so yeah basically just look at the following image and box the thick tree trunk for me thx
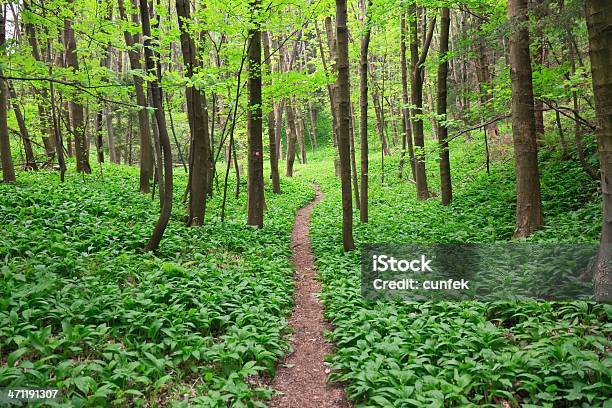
[176,0,211,226]
[118,0,153,193]
[359,0,372,223]
[398,13,416,181]
[508,0,543,238]
[140,0,173,251]
[262,31,281,194]
[63,1,91,174]
[335,0,355,251]
[586,0,612,301]
[438,7,452,205]
[246,0,264,227]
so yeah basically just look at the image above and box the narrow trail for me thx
[269,185,350,408]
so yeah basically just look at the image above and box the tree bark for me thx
[508,0,543,238]
[0,5,14,182]
[349,102,360,210]
[285,100,297,176]
[409,5,435,200]
[0,79,14,182]
[118,0,153,193]
[176,0,211,226]
[359,0,372,223]
[246,0,264,228]
[335,0,355,251]
[140,0,173,251]
[23,14,55,162]
[8,84,37,170]
[262,31,281,194]
[586,0,612,301]
[438,7,452,205]
[398,13,415,180]
[63,0,91,174]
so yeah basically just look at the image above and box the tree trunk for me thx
[285,100,297,176]
[140,0,173,252]
[274,101,283,159]
[63,1,91,174]
[118,0,153,193]
[349,102,360,210]
[586,0,612,301]
[295,106,307,164]
[246,0,264,228]
[23,17,55,162]
[105,107,118,163]
[508,0,543,238]
[176,0,211,226]
[8,84,37,170]
[409,5,435,200]
[335,0,355,251]
[308,101,317,149]
[262,31,281,194]
[438,7,452,206]
[0,5,14,182]
[359,0,372,223]
[398,13,416,181]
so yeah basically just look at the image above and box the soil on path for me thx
[268,185,350,408]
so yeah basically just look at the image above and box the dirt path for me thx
[269,185,350,408]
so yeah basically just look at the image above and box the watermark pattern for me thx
[362,244,603,301]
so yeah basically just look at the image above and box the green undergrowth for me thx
[302,141,611,407]
[0,163,314,407]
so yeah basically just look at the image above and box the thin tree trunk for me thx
[118,0,153,193]
[285,100,297,176]
[554,109,567,155]
[23,17,55,162]
[308,101,317,149]
[410,5,435,200]
[398,14,415,180]
[263,31,281,194]
[350,102,360,210]
[8,84,37,170]
[438,7,452,205]
[359,0,372,222]
[63,0,91,174]
[508,0,543,238]
[140,0,173,252]
[0,5,14,182]
[335,0,355,251]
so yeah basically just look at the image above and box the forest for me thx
[0,0,611,406]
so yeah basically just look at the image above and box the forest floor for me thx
[269,184,349,408]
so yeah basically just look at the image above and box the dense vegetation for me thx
[0,0,611,406]
[1,168,314,406]
[307,145,611,406]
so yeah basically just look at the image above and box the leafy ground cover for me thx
[303,141,611,407]
[0,164,314,407]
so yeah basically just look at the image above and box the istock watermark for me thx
[361,244,606,301]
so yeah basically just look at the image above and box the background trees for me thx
[0,0,606,252]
